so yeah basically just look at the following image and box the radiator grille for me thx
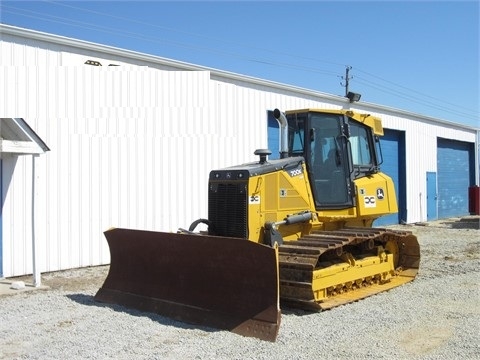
[208,182,248,238]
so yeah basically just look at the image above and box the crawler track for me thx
[278,227,420,311]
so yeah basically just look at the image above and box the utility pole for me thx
[340,65,352,96]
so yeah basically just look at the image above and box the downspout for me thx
[0,158,2,279]
[31,154,40,287]
[273,108,289,159]
[476,129,479,186]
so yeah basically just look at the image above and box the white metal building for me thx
[1,24,478,280]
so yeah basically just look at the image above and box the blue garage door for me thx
[374,129,406,226]
[437,138,474,218]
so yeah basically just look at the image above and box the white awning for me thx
[0,118,49,286]
[0,118,50,154]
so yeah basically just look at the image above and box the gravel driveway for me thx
[1,217,479,360]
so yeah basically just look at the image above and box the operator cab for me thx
[286,109,382,210]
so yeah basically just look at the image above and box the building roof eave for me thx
[0,118,50,155]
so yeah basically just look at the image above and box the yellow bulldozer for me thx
[95,108,420,342]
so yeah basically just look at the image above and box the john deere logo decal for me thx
[376,188,385,200]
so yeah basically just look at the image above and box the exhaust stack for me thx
[273,108,288,159]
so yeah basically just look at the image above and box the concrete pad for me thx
[0,279,49,296]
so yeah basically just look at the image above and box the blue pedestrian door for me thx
[427,172,438,221]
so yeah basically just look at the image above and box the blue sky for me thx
[1,1,479,127]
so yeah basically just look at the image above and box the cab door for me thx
[307,113,353,209]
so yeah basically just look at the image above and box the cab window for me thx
[349,123,372,166]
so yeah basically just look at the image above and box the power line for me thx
[1,5,343,78]
[354,76,478,120]
[337,66,478,121]
[2,1,479,123]
[354,68,478,115]
[44,0,347,68]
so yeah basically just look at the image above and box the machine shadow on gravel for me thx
[66,294,218,333]
[442,217,480,230]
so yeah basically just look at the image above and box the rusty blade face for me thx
[397,233,421,274]
[94,228,281,342]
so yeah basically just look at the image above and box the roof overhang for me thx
[0,118,50,155]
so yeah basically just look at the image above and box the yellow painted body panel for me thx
[354,173,398,218]
[248,162,315,243]
[247,165,399,243]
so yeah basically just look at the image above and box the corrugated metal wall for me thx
[0,63,341,277]
[1,30,478,277]
[2,67,223,276]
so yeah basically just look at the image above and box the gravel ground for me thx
[1,217,479,360]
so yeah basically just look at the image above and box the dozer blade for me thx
[95,228,281,342]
